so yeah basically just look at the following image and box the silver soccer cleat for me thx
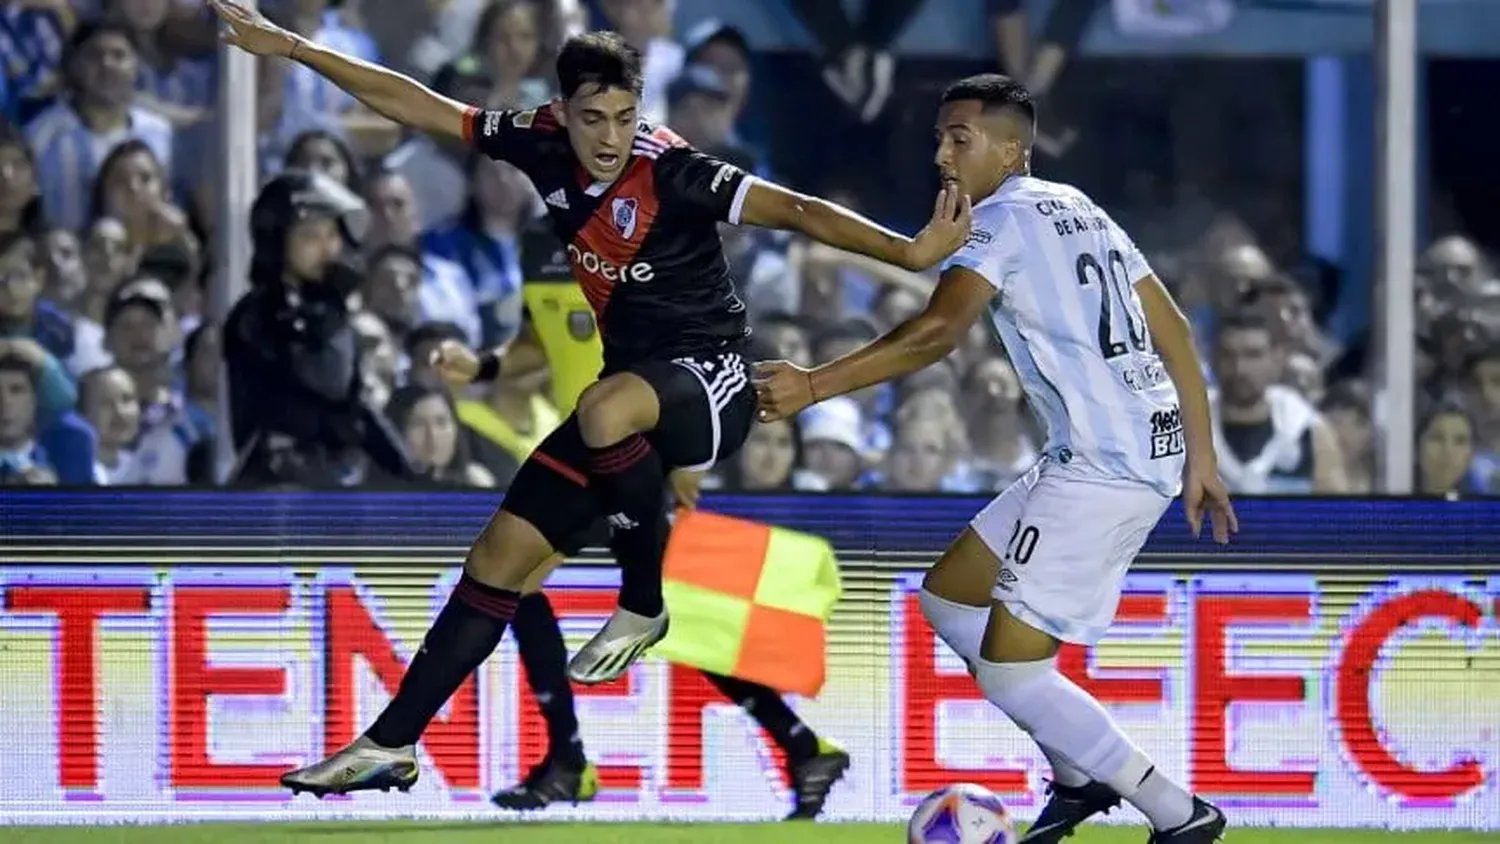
[280,735,419,798]
[566,607,670,685]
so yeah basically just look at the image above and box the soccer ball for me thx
[908,783,1017,844]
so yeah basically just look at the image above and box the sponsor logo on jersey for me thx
[611,197,639,239]
[964,228,994,248]
[545,188,569,209]
[512,108,536,128]
[710,163,739,194]
[566,243,655,283]
[1150,405,1185,459]
[482,111,501,137]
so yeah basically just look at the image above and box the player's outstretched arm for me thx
[754,266,993,421]
[1136,274,1238,543]
[738,179,972,272]
[210,0,469,141]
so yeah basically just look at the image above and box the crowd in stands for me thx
[1,0,1496,494]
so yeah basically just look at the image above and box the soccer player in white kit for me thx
[755,75,1237,844]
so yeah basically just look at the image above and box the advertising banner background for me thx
[1,493,1497,828]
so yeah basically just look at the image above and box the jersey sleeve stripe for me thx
[726,175,758,225]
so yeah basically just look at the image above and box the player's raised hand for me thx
[753,359,816,423]
[208,0,298,57]
[1182,463,1238,545]
[429,339,482,386]
[905,183,973,270]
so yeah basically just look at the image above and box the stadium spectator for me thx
[90,138,193,255]
[1416,400,1480,496]
[813,317,892,456]
[1210,313,1346,494]
[285,127,363,192]
[962,356,1039,491]
[103,276,191,483]
[1320,379,1376,495]
[0,231,75,364]
[0,350,56,484]
[1463,342,1500,493]
[597,0,680,126]
[26,20,173,230]
[884,391,978,493]
[0,0,74,125]
[665,64,734,152]
[103,0,215,124]
[710,415,805,491]
[798,396,868,491]
[754,312,813,370]
[421,153,531,347]
[78,363,142,483]
[351,309,399,409]
[473,0,552,110]
[360,244,423,343]
[180,319,218,441]
[362,169,481,345]
[385,383,496,487]
[383,61,490,231]
[65,216,134,373]
[680,20,756,155]
[0,121,44,238]
[39,226,87,310]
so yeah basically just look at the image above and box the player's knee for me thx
[577,377,649,447]
[463,511,555,590]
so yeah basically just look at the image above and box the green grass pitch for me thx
[5,823,1496,844]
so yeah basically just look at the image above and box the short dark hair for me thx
[0,354,37,387]
[555,31,644,100]
[941,73,1035,126]
[0,231,40,267]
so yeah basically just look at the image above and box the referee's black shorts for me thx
[501,350,756,553]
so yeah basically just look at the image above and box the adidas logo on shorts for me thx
[606,513,639,531]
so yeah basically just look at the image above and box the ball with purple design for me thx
[907,783,1017,844]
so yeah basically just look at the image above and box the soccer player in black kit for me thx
[210,0,971,796]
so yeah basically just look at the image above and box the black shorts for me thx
[501,350,755,553]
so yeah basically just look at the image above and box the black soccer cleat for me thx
[785,739,851,820]
[1147,796,1227,844]
[1019,780,1122,843]
[490,757,600,811]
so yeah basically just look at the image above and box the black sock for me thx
[366,573,518,749]
[702,671,821,764]
[589,435,668,617]
[512,592,586,769]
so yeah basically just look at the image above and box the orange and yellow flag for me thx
[655,511,842,698]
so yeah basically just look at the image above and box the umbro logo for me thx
[545,189,569,210]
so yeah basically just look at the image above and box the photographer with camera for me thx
[223,169,417,487]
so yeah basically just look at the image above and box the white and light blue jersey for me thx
[942,176,1184,496]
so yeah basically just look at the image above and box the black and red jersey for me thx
[462,103,752,373]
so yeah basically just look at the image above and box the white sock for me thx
[918,590,1092,789]
[1041,746,1090,787]
[972,656,1193,830]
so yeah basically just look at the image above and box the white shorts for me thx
[970,459,1172,645]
